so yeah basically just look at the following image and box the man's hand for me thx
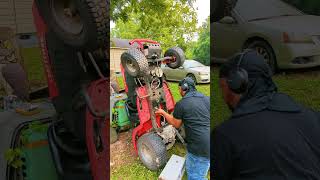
[155,108,166,115]
[154,107,182,128]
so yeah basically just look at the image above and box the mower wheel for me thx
[121,48,149,77]
[35,0,108,50]
[137,133,167,171]
[164,47,185,69]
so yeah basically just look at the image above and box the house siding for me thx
[110,47,128,73]
[0,0,35,34]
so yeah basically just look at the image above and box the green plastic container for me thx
[113,100,130,131]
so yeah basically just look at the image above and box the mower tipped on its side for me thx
[120,39,186,170]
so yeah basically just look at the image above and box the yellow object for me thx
[15,108,41,116]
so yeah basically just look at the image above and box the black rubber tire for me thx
[121,48,149,77]
[187,74,197,85]
[211,0,238,22]
[164,47,185,69]
[137,133,167,171]
[123,70,138,110]
[246,40,277,74]
[35,0,108,50]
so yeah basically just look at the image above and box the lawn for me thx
[21,47,47,89]
[212,67,320,129]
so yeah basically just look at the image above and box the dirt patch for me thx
[110,130,137,169]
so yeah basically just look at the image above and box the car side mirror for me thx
[219,16,236,24]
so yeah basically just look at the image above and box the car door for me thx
[212,12,246,62]
[169,65,186,81]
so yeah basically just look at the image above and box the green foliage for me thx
[111,0,197,51]
[111,0,195,22]
[5,148,23,169]
[190,17,210,65]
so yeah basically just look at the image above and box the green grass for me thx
[111,82,210,180]
[21,48,47,89]
[212,69,320,129]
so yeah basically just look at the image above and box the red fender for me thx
[32,3,59,98]
[85,78,109,180]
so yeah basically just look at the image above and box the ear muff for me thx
[227,68,248,94]
[227,50,251,94]
[181,82,189,91]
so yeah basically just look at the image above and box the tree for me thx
[111,0,195,22]
[189,17,210,66]
[111,0,197,51]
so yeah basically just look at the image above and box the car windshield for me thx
[184,60,205,68]
[235,0,303,22]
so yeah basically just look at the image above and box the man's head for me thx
[178,77,196,97]
[219,50,275,111]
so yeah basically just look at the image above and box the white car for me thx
[162,60,210,84]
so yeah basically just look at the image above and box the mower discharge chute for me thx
[29,0,109,180]
[120,39,185,170]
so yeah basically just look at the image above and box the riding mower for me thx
[120,39,186,170]
[4,0,109,180]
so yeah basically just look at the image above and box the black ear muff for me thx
[227,68,248,94]
[227,50,251,94]
[181,83,189,91]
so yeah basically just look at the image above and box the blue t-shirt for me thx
[173,91,210,158]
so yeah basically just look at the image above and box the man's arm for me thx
[155,108,182,128]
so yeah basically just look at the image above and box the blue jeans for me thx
[186,152,210,180]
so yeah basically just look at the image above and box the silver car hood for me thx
[189,66,210,73]
[250,15,320,35]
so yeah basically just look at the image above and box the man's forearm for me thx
[160,111,181,128]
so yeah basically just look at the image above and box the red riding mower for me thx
[120,39,186,170]
[5,1,108,180]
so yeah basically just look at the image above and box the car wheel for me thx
[35,0,108,50]
[187,74,197,84]
[121,48,149,77]
[246,40,277,74]
[164,47,185,69]
[137,133,167,171]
